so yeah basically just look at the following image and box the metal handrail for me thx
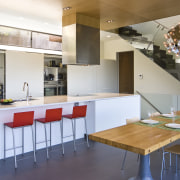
[136,90,162,114]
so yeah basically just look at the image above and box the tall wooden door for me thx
[118,51,134,94]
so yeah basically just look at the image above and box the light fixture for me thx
[63,6,72,11]
[18,17,25,20]
[106,35,111,38]
[163,23,180,56]
[106,20,113,23]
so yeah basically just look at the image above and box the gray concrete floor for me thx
[0,139,180,180]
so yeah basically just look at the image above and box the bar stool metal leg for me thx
[31,125,36,163]
[121,150,127,170]
[176,154,178,174]
[50,122,52,148]
[60,120,64,155]
[12,129,17,168]
[84,117,89,147]
[22,127,24,155]
[163,153,166,169]
[161,148,168,179]
[71,119,76,151]
[74,119,77,151]
[35,120,37,152]
[161,151,164,180]
[4,125,6,160]
[74,119,76,138]
[44,124,49,159]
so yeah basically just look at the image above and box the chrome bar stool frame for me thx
[63,105,89,152]
[63,116,89,151]
[4,124,36,168]
[35,108,64,159]
[35,120,64,159]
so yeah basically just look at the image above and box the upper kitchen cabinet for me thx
[0,26,31,47]
[0,25,62,55]
[32,32,62,51]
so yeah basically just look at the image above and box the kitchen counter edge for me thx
[0,93,139,110]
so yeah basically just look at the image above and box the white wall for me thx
[103,37,180,94]
[67,59,118,95]
[67,65,97,95]
[6,51,44,99]
[67,41,119,95]
[96,59,118,93]
[95,95,140,132]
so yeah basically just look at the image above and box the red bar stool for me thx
[62,105,89,151]
[4,111,36,168]
[35,108,64,159]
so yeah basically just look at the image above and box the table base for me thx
[128,154,153,180]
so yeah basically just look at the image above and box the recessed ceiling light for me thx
[106,20,113,23]
[19,17,25,20]
[106,35,111,38]
[63,6,72,11]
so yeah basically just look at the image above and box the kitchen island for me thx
[0,93,140,159]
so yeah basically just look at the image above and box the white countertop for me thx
[0,93,137,110]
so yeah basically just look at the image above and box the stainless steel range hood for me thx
[62,13,100,65]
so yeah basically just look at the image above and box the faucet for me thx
[23,82,29,101]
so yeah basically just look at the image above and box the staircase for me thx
[153,45,175,69]
[118,26,142,37]
[118,26,149,43]
[118,26,178,80]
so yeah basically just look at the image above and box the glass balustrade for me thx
[136,91,180,119]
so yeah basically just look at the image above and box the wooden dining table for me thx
[89,114,180,180]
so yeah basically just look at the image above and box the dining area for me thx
[89,110,180,180]
[1,111,180,180]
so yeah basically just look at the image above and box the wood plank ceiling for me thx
[61,0,180,30]
[0,0,179,31]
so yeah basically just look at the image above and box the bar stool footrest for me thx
[5,146,23,151]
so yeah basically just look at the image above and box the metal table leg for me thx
[129,154,153,180]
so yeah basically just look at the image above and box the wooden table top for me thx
[89,115,180,155]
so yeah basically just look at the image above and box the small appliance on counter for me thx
[48,74,54,81]
[50,60,56,67]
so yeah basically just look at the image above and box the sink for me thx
[15,98,38,102]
